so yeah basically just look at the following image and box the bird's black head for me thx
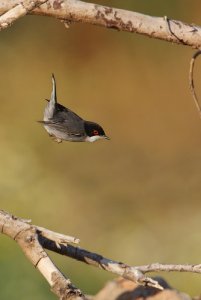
[84,121,109,142]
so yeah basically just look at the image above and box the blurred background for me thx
[0,0,201,298]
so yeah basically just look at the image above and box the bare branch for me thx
[0,210,163,292]
[39,236,163,290]
[4,210,201,297]
[0,210,85,300]
[136,263,201,274]
[189,50,201,118]
[0,1,201,48]
[35,225,80,246]
[0,0,48,30]
[40,234,201,278]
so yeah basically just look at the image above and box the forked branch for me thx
[2,210,201,300]
[0,210,85,300]
[0,210,162,299]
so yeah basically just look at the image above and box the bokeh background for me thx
[1,0,201,299]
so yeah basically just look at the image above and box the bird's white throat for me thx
[85,135,102,142]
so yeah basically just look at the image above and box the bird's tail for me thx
[50,73,57,104]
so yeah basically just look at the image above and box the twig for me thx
[0,0,48,30]
[189,50,201,118]
[0,1,201,48]
[0,210,85,300]
[35,225,80,246]
[136,263,201,274]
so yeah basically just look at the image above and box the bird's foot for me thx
[50,135,62,143]
[54,138,62,143]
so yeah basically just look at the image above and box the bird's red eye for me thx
[93,130,99,135]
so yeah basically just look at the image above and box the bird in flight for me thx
[39,74,110,143]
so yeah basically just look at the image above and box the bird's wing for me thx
[42,103,86,136]
[53,102,83,122]
[40,120,85,136]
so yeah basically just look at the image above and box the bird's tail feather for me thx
[50,73,57,104]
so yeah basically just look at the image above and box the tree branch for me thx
[0,0,48,30]
[3,209,201,299]
[0,209,163,299]
[40,232,201,276]
[35,225,80,246]
[136,263,201,274]
[39,235,162,289]
[0,210,85,300]
[0,1,201,48]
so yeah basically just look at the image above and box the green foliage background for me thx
[1,1,201,298]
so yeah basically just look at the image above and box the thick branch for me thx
[0,210,85,300]
[1,1,201,48]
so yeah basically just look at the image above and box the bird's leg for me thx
[53,137,62,143]
[49,134,62,143]
[55,138,62,143]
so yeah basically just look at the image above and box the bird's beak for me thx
[104,135,110,140]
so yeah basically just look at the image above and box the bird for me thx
[39,74,110,143]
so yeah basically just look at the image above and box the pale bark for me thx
[0,1,201,48]
[136,263,201,274]
[0,210,85,300]
[0,209,163,297]
[3,209,201,300]
[35,225,80,245]
[0,0,48,29]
